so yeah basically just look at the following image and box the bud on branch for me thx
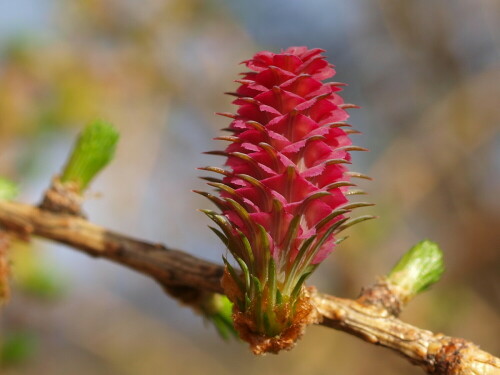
[387,240,445,304]
[61,120,119,192]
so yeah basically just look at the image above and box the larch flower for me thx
[197,47,373,353]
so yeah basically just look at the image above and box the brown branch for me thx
[315,293,499,375]
[0,199,498,374]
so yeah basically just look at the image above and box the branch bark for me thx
[0,200,498,374]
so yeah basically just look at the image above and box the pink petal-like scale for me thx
[204,46,366,277]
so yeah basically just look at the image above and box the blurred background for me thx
[0,0,499,374]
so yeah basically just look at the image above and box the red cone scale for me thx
[198,47,372,351]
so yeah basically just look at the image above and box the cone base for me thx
[222,269,320,354]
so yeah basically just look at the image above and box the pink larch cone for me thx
[197,47,373,353]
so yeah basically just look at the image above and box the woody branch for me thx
[0,198,498,375]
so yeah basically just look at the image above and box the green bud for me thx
[61,120,119,191]
[0,178,18,201]
[387,240,445,301]
[201,294,237,340]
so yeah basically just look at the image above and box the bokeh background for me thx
[0,0,499,374]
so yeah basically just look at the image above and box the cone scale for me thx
[198,47,372,353]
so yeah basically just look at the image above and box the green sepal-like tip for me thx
[201,294,238,340]
[387,240,445,301]
[60,120,119,191]
[0,178,18,201]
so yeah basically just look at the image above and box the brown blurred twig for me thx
[0,199,498,374]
